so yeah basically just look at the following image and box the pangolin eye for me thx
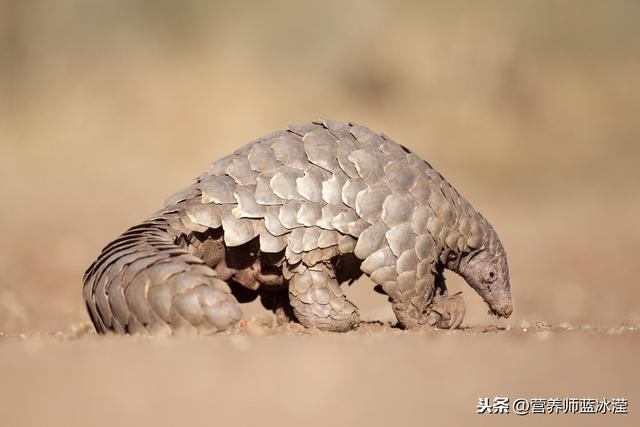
[483,270,497,284]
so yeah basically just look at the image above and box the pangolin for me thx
[83,120,512,335]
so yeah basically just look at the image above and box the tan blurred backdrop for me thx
[1,0,639,334]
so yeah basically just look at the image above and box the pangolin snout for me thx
[491,302,513,318]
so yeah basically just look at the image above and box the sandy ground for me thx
[1,323,638,427]
[1,1,639,425]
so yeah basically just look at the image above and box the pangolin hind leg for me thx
[195,235,294,325]
[287,262,360,332]
[259,289,295,325]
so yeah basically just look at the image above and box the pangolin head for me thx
[455,222,512,318]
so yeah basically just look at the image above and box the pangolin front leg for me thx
[427,293,466,329]
[420,273,466,329]
[376,270,436,330]
[287,262,360,332]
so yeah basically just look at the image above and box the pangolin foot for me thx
[425,293,466,329]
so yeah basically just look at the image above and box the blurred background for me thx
[1,0,639,334]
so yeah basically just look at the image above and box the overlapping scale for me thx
[255,173,283,205]
[271,134,308,169]
[321,171,348,206]
[348,149,384,186]
[386,223,416,256]
[221,215,259,246]
[296,166,326,203]
[226,158,258,185]
[341,178,367,209]
[232,186,265,219]
[198,175,236,204]
[381,194,414,227]
[354,221,388,259]
[247,143,281,172]
[303,128,339,172]
[270,167,305,200]
[355,184,391,224]
[185,199,222,229]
